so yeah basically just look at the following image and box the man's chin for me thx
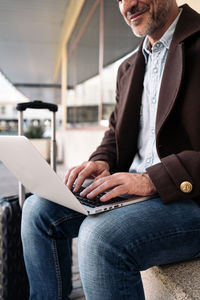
[130,19,150,38]
[131,20,154,38]
[131,26,147,38]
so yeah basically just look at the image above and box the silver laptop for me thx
[0,136,151,215]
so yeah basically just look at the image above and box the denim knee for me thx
[22,194,85,243]
[22,194,42,220]
[78,215,119,265]
[21,195,52,239]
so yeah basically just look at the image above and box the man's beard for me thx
[131,1,172,38]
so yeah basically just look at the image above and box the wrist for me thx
[143,173,157,195]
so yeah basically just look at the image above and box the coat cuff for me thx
[146,154,194,204]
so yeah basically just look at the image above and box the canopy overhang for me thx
[0,0,73,103]
[0,0,141,104]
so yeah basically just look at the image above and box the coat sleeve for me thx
[89,67,122,172]
[89,110,117,171]
[146,151,200,203]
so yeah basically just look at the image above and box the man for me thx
[21,1,200,299]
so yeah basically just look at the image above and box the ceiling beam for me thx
[53,0,86,82]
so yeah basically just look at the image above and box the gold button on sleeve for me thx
[180,181,193,193]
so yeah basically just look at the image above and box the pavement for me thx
[0,161,85,300]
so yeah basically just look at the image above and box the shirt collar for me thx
[142,8,182,62]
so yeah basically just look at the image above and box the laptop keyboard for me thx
[73,186,125,208]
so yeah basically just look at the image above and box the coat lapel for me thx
[116,47,146,170]
[117,49,145,133]
[156,42,184,136]
[156,3,200,136]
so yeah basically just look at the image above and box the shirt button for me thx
[153,68,158,73]
[146,158,151,163]
[155,42,163,49]
[152,98,156,104]
[151,129,155,134]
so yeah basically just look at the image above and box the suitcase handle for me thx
[16,101,58,204]
[16,100,58,112]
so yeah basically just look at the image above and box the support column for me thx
[61,47,68,130]
[98,0,104,123]
[72,50,78,127]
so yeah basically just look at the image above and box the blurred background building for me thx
[0,0,199,167]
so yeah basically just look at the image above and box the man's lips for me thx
[129,9,148,21]
[127,5,150,22]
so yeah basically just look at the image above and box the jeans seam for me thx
[127,227,200,250]
[116,252,141,299]
[51,238,62,300]
[126,228,200,270]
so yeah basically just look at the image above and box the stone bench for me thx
[141,259,200,300]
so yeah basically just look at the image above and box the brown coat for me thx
[90,4,200,204]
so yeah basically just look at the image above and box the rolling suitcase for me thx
[0,101,58,300]
[0,194,31,300]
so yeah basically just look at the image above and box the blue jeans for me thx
[21,195,200,300]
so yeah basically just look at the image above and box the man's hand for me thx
[64,160,110,192]
[80,172,157,202]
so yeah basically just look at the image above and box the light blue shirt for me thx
[129,11,182,174]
